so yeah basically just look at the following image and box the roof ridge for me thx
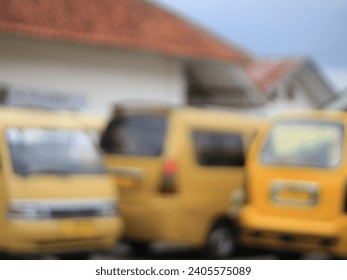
[244,56,305,92]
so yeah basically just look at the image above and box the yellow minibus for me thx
[0,107,123,259]
[100,105,261,258]
[240,110,347,259]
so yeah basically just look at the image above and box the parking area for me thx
[24,243,329,260]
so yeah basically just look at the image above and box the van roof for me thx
[175,106,262,121]
[112,105,263,127]
[270,110,347,122]
[0,106,105,129]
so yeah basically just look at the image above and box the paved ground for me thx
[1,242,330,260]
[35,243,330,260]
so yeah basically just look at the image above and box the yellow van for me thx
[240,110,347,259]
[100,105,262,258]
[0,107,123,259]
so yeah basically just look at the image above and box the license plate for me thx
[271,180,319,206]
[61,220,96,238]
[278,189,313,201]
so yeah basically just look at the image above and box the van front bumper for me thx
[240,206,347,256]
[3,217,124,254]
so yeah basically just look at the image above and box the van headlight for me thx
[98,202,118,216]
[7,203,49,220]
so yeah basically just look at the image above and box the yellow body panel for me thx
[240,110,347,257]
[0,108,123,255]
[104,107,262,247]
[5,217,123,254]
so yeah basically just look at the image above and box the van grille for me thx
[7,199,117,220]
[50,208,99,219]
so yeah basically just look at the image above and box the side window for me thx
[192,130,245,167]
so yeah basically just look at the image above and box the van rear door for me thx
[252,119,345,221]
[100,110,168,239]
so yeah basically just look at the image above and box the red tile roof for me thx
[0,0,249,63]
[244,59,299,93]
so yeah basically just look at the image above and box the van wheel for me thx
[56,252,91,260]
[205,224,235,259]
[129,241,150,256]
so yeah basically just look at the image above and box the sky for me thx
[151,0,347,92]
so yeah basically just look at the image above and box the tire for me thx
[129,241,150,256]
[205,224,236,259]
[57,252,91,260]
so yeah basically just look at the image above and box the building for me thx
[184,56,335,116]
[243,58,335,116]
[0,0,259,115]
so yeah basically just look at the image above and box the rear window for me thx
[100,114,167,156]
[192,130,245,167]
[261,120,344,168]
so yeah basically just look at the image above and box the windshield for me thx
[7,128,106,175]
[261,120,343,168]
[100,114,167,156]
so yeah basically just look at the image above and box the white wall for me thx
[261,83,312,117]
[0,35,186,116]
